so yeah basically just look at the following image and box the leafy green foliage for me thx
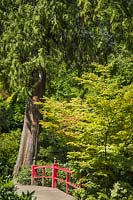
[0,129,21,175]
[39,64,133,199]
[0,177,17,200]
[0,95,8,133]
[110,182,133,200]
[0,93,24,133]
[17,167,31,185]
[20,191,37,200]
[1,0,132,96]
[0,0,132,199]
[109,50,133,85]
[0,176,36,200]
[38,129,69,163]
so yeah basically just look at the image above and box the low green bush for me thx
[110,181,133,200]
[17,167,31,185]
[73,181,133,200]
[0,176,36,200]
[0,129,21,176]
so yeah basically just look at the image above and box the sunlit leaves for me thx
[39,64,133,198]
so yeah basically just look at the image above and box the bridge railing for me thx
[31,163,80,194]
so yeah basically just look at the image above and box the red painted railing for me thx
[31,163,80,194]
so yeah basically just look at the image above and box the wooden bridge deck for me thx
[16,185,74,200]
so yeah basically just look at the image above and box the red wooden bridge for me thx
[31,163,80,194]
[17,163,80,200]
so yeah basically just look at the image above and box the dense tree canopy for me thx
[1,0,132,93]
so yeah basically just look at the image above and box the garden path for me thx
[16,184,74,200]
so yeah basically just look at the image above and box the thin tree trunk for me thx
[13,68,46,178]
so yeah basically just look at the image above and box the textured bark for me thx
[13,68,46,177]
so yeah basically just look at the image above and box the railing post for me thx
[42,167,45,186]
[52,163,58,188]
[31,165,37,185]
[66,172,69,194]
[31,165,35,185]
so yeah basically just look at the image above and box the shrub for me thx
[0,176,36,200]
[17,167,31,185]
[0,129,21,176]
[110,181,133,200]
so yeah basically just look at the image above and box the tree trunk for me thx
[13,68,46,178]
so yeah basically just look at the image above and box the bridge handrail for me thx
[31,163,80,194]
